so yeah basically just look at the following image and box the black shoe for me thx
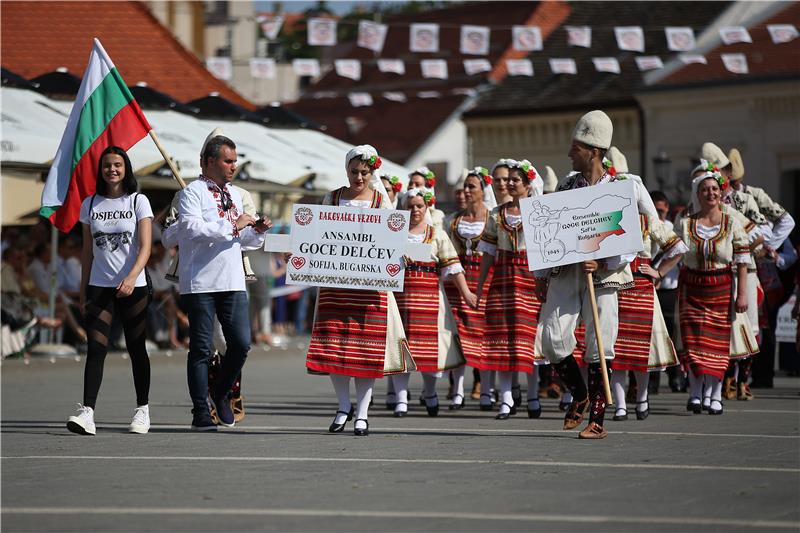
[449,394,465,410]
[210,394,235,427]
[385,391,397,410]
[526,400,541,419]
[702,397,711,412]
[353,419,369,436]
[708,400,723,415]
[479,393,494,411]
[418,394,425,406]
[190,410,217,432]
[635,401,649,420]
[613,408,628,421]
[393,402,408,418]
[495,402,514,420]
[424,394,439,417]
[328,406,354,433]
[686,398,702,414]
[511,385,522,409]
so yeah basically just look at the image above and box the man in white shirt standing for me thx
[172,135,271,430]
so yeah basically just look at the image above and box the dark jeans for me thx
[181,291,251,414]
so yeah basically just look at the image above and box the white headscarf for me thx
[465,166,498,210]
[508,159,543,196]
[689,158,725,214]
[400,186,435,209]
[491,158,516,175]
[344,144,390,204]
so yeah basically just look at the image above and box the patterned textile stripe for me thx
[307,288,388,378]
[484,250,541,372]
[394,262,441,372]
[679,268,733,379]
[445,256,492,369]
[573,323,587,366]
[614,258,656,372]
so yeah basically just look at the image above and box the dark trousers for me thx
[181,291,251,414]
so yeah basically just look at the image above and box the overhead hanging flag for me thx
[258,15,284,40]
[767,24,798,44]
[512,25,543,51]
[615,26,645,52]
[357,20,388,53]
[206,57,233,80]
[410,23,439,53]
[549,58,577,75]
[635,56,664,71]
[565,26,592,48]
[378,59,406,75]
[721,53,749,74]
[679,54,707,65]
[460,25,490,55]
[665,27,696,52]
[292,58,321,77]
[348,92,373,107]
[463,59,492,76]
[250,58,276,79]
[592,57,621,74]
[335,59,361,80]
[421,59,448,79]
[308,18,337,46]
[40,38,152,232]
[719,26,752,45]
[506,59,534,76]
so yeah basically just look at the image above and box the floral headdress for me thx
[403,186,436,207]
[491,158,516,174]
[509,159,537,181]
[410,167,436,188]
[692,158,727,191]
[467,166,492,186]
[602,157,617,177]
[345,144,382,172]
[380,173,403,193]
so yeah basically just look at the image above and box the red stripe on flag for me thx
[50,102,150,232]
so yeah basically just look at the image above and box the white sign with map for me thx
[276,204,417,292]
[520,180,643,271]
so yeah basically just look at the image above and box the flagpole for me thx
[148,130,187,189]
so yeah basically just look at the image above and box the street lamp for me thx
[652,151,671,192]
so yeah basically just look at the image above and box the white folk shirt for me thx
[174,177,265,294]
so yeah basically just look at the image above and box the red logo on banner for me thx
[387,213,406,232]
[291,256,306,269]
[386,264,401,277]
[295,207,313,226]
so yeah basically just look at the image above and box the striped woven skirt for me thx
[614,258,656,373]
[394,262,441,373]
[306,288,388,378]
[445,255,492,369]
[679,267,734,379]
[483,250,541,373]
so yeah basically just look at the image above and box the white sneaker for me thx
[128,405,150,434]
[67,404,96,435]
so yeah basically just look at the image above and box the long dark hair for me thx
[96,146,137,196]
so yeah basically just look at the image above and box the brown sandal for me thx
[737,383,753,401]
[232,395,245,422]
[563,398,589,430]
[578,422,608,439]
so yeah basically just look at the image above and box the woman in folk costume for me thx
[390,188,477,417]
[475,159,546,420]
[676,163,757,416]
[491,159,515,205]
[443,167,498,409]
[379,171,403,209]
[602,148,688,422]
[306,145,414,436]
[408,167,445,229]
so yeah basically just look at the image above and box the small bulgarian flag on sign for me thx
[40,38,152,232]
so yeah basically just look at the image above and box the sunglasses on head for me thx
[220,189,233,212]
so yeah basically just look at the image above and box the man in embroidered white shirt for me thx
[173,135,271,430]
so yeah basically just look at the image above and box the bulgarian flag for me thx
[40,38,151,232]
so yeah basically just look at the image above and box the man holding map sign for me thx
[532,110,640,440]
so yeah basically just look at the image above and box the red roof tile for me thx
[1,1,254,109]
[655,2,800,87]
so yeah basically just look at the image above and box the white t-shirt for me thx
[79,193,154,288]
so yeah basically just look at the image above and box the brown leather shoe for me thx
[578,422,608,439]
[737,383,754,401]
[470,382,481,401]
[563,398,589,430]
[722,376,736,400]
[232,395,245,422]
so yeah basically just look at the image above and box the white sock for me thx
[634,371,649,412]
[422,373,438,406]
[611,371,627,415]
[354,377,374,429]
[451,367,465,403]
[709,376,723,402]
[526,368,539,402]
[497,371,513,414]
[330,374,352,424]
[703,377,713,405]
[392,374,410,413]
[688,372,703,403]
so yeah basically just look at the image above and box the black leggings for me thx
[83,285,151,408]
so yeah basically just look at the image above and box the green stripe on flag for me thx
[70,68,133,173]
